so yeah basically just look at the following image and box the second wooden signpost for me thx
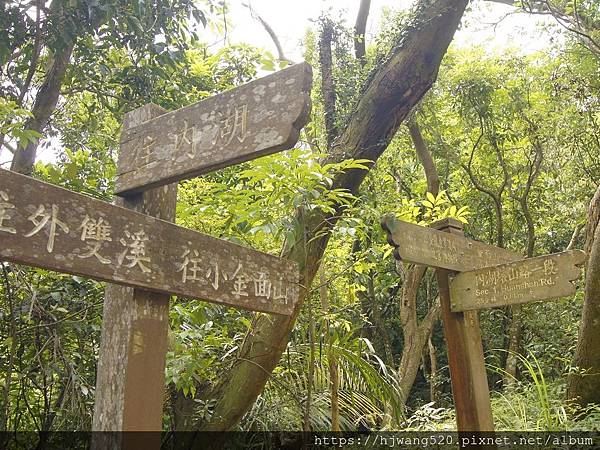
[382,214,585,433]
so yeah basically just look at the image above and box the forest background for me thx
[1,0,600,435]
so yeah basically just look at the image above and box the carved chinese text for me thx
[0,168,298,315]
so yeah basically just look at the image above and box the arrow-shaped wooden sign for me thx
[0,169,298,315]
[449,250,586,312]
[115,62,312,195]
[381,214,522,272]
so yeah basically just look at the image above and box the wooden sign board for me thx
[115,63,313,195]
[0,169,298,315]
[381,214,522,272]
[449,250,586,312]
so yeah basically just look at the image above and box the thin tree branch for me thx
[567,223,584,251]
[407,118,439,195]
[354,0,372,66]
[243,2,294,64]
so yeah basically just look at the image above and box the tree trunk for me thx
[197,0,469,431]
[504,306,522,386]
[303,297,316,431]
[394,117,441,405]
[354,0,371,65]
[407,119,439,195]
[428,335,438,402]
[567,185,600,407]
[0,266,17,435]
[319,18,337,149]
[505,144,542,385]
[367,269,395,366]
[11,40,75,175]
[396,264,440,405]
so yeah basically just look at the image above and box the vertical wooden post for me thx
[431,218,495,433]
[92,105,177,447]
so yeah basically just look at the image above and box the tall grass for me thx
[490,350,600,431]
[403,350,600,432]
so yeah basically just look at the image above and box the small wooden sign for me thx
[381,214,522,272]
[115,63,312,194]
[449,250,586,312]
[0,169,298,315]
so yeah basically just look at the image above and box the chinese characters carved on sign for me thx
[159,105,249,164]
[0,190,16,234]
[0,199,291,305]
[115,62,312,195]
[177,248,290,305]
[449,250,585,312]
[79,215,112,264]
[0,168,297,315]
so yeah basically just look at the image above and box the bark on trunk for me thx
[198,0,469,431]
[396,264,440,405]
[428,335,438,402]
[11,40,75,175]
[567,185,600,407]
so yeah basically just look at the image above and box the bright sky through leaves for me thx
[216,0,559,62]
[28,0,559,166]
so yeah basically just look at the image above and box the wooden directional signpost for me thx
[382,214,585,435]
[450,250,586,312]
[381,217,520,272]
[0,169,298,316]
[115,62,312,194]
[1,63,312,447]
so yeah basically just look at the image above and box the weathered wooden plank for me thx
[0,168,298,315]
[114,62,313,195]
[431,219,495,433]
[381,214,522,272]
[450,250,586,312]
[92,104,175,442]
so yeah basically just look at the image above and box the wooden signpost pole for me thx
[92,63,310,445]
[92,105,176,448]
[431,218,495,433]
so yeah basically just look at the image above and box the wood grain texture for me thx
[432,220,495,434]
[92,104,175,440]
[0,168,299,316]
[115,62,312,194]
[450,250,586,312]
[381,214,522,271]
